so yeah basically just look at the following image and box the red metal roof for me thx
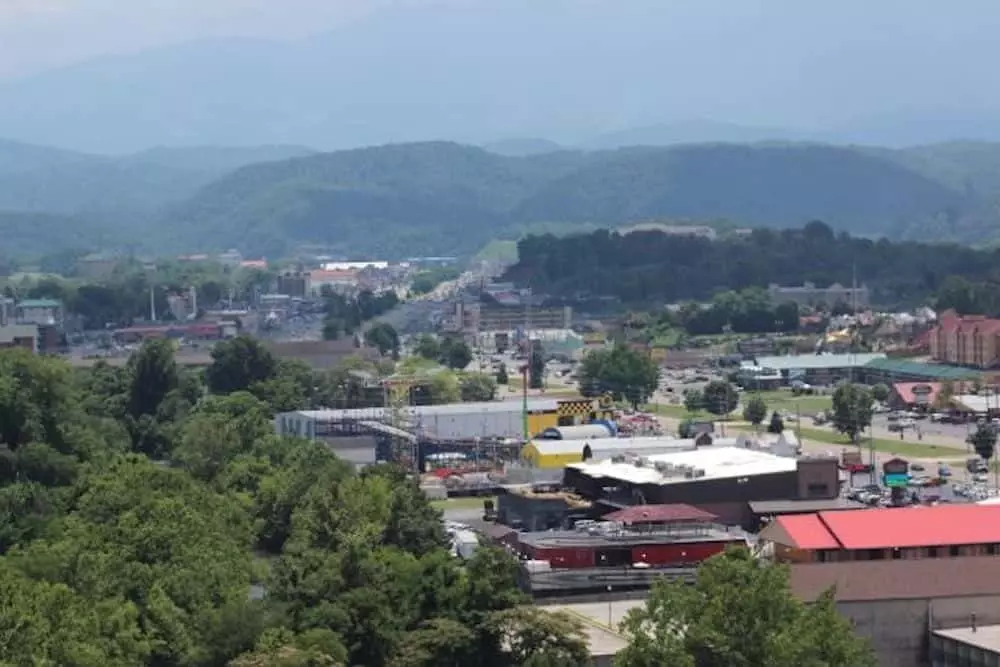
[892,382,941,406]
[818,505,1000,550]
[774,514,840,550]
[604,504,717,524]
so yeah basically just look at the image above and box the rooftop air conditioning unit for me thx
[635,457,648,467]
[611,454,627,463]
[693,468,707,478]
[654,461,669,473]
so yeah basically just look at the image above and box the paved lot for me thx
[541,599,641,657]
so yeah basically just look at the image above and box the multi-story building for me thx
[309,269,358,295]
[929,310,1000,369]
[277,271,311,298]
[451,301,572,334]
[16,299,62,327]
[0,324,38,352]
[768,282,870,309]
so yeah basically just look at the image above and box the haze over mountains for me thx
[6,1,1000,153]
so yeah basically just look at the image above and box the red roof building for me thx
[760,505,1000,563]
[890,382,942,409]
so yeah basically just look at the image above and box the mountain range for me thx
[5,137,1000,260]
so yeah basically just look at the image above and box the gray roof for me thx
[294,398,561,421]
[749,498,867,514]
[743,353,885,372]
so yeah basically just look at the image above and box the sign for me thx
[883,457,910,488]
[911,385,933,405]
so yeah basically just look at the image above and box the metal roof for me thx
[749,498,866,514]
[766,514,841,550]
[604,504,717,524]
[818,504,1000,550]
[528,436,699,457]
[295,398,561,421]
[744,353,885,372]
[17,299,61,308]
[568,446,798,485]
[863,357,981,380]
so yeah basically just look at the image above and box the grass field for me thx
[430,496,494,511]
[793,426,959,459]
[648,389,832,421]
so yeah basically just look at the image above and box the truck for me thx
[840,450,873,474]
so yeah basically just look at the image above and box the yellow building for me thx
[521,439,598,468]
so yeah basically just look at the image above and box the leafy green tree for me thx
[742,395,768,429]
[495,363,509,385]
[831,383,875,443]
[439,337,473,370]
[701,380,738,417]
[528,343,546,390]
[207,335,278,394]
[616,548,876,667]
[971,424,998,486]
[429,371,462,404]
[870,382,890,404]
[0,348,77,451]
[768,410,785,434]
[366,322,401,359]
[491,607,590,666]
[322,317,343,341]
[412,334,441,361]
[683,389,704,413]
[460,374,497,402]
[126,338,179,419]
[579,345,658,408]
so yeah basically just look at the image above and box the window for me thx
[867,549,885,561]
[949,545,961,557]
[927,547,939,558]
[989,544,999,556]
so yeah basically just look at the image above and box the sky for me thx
[0,0,392,78]
[4,0,1000,150]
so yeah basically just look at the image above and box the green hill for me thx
[12,138,1000,258]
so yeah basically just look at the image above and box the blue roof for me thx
[18,299,61,308]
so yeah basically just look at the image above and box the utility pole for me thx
[522,288,533,443]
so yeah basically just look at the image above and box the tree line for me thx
[507,221,1000,308]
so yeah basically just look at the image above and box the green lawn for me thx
[794,426,960,459]
[648,389,831,421]
[430,496,494,511]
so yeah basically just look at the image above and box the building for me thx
[888,382,950,410]
[75,252,118,280]
[451,301,572,334]
[768,282,870,309]
[790,557,1000,667]
[761,504,1000,564]
[16,299,62,327]
[738,353,885,387]
[322,261,390,271]
[520,433,750,469]
[276,270,310,298]
[0,324,38,352]
[309,268,358,294]
[276,397,616,443]
[515,504,744,569]
[930,310,1000,368]
[564,447,839,526]
[0,297,13,326]
[862,357,980,384]
[112,323,227,344]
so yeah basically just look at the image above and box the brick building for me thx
[929,310,1000,369]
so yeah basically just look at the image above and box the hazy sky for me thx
[5,0,1000,150]
[0,0,395,78]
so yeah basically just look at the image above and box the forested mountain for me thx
[12,137,1000,259]
[505,221,1000,307]
[0,211,113,257]
[161,141,981,258]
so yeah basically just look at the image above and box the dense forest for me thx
[506,221,1000,308]
[13,138,1000,258]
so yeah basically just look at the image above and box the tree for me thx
[495,363,509,385]
[579,345,659,409]
[439,337,473,370]
[683,390,704,414]
[742,395,768,430]
[206,335,278,394]
[412,335,441,361]
[870,382,890,404]
[126,338,179,419]
[322,317,343,341]
[429,371,462,404]
[460,374,497,402]
[701,380,738,417]
[831,383,875,443]
[768,410,785,434]
[971,423,998,485]
[936,380,956,410]
[366,322,400,359]
[491,607,590,666]
[616,548,876,667]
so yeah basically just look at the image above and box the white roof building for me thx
[567,446,799,486]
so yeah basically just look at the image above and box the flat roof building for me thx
[565,446,839,527]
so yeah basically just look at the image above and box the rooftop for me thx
[519,525,744,550]
[567,446,799,486]
[767,504,1000,551]
[790,557,1000,602]
[864,356,981,380]
[743,353,885,371]
[17,298,61,309]
[934,626,1000,654]
[0,324,38,343]
[604,504,717,524]
[748,498,867,514]
[293,398,563,421]
[526,435,700,457]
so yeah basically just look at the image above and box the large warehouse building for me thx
[520,433,755,469]
[275,396,615,442]
[564,446,840,526]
